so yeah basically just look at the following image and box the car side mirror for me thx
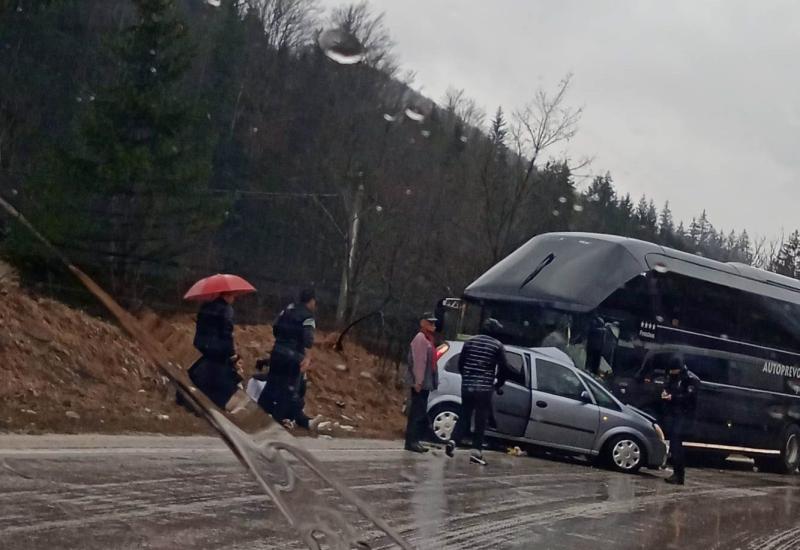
[580,390,592,404]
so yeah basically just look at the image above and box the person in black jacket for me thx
[662,353,700,485]
[258,288,321,430]
[188,293,243,409]
[445,318,509,466]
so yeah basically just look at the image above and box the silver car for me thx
[427,341,667,473]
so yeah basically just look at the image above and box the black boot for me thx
[404,442,429,454]
[665,472,684,485]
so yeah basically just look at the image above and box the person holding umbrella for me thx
[184,274,256,411]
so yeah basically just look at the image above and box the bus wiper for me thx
[520,253,555,289]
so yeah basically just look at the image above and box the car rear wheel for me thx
[604,434,645,473]
[756,424,800,474]
[428,403,461,443]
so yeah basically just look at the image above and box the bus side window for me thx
[639,354,668,383]
[684,354,728,384]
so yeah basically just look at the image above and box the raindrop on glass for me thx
[375,205,383,213]
[573,204,584,212]
[149,49,156,56]
[655,315,665,323]
[405,188,412,196]
[558,196,567,204]
[16,5,22,12]
[420,130,431,138]
[404,107,425,122]
[76,96,82,103]
[207,0,221,6]
[224,210,230,217]
[206,113,212,120]
[318,29,366,65]
[459,135,469,143]
[654,263,669,274]
[408,137,416,144]
[11,189,18,196]
[171,145,179,153]
[150,67,157,74]
[552,210,560,217]
[382,113,396,122]
[588,193,600,202]
[251,127,259,134]
[89,95,95,102]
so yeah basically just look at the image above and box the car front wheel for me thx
[428,403,461,443]
[605,434,645,473]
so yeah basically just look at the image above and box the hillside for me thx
[0,264,407,438]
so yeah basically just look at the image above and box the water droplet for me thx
[383,113,396,122]
[318,29,366,65]
[206,113,211,120]
[171,145,179,153]
[375,205,383,213]
[408,137,416,144]
[552,210,560,217]
[459,136,469,143]
[558,196,567,204]
[224,210,230,217]
[150,67,157,74]
[207,0,221,6]
[420,130,431,138]
[251,127,258,133]
[655,315,665,323]
[11,189,18,196]
[573,204,584,212]
[720,334,729,340]
[405,189,412,196]
[404,107,425,122]
[654,263,669,274]
[16,5,22,12]
[89,95,95,102]
[76,96,82,103]
[588,193,600,202]
[149,49,156,56]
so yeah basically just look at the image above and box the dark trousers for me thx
[187,356,240,409]
[668,415,686,479]
[405,389,430,446]
[455,389,493,452]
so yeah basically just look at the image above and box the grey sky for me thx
[321,0,799,240]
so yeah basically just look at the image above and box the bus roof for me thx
[464,232,800,311]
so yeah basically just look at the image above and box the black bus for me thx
[437,232,800,473]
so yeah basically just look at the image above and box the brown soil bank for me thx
[0,265,407,439]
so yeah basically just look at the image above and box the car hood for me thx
[625,405,656,424]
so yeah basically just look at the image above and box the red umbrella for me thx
[183,274,256,302]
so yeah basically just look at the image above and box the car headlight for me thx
[653,423,665,441]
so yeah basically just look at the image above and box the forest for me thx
[2,0,799,355]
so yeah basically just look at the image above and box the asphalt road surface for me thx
[1,435,800,549]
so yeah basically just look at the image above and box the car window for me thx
[581,374,621,411]
[444,353,460,374]
[535,360,585,400]
[505,352,526,386]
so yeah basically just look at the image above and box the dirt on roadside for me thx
[0,264,407,439]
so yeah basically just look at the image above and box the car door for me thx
[491,351,531,437]
[527,359,600,452]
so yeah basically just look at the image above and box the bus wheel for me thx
[757,425,800,474]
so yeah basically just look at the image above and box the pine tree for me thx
[37,0,217,297]
[772,230,800,279]
[658,201,675,237]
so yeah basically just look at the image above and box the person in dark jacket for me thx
[446,318,509,466]
[258,288,321,430]
[662,353,700,485]
[188,293,243,410]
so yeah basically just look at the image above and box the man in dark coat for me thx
[258,288,320,430]
[446,318,508,466]
[188,293,242,409]
[662,353,700,485]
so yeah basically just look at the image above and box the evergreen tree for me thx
[658,201,675,237]
[36,0,217,297]
[772,230,800,279]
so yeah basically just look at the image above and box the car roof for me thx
[446,340,575,368]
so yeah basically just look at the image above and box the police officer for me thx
[662,353,700,485]
[258,288,320,430]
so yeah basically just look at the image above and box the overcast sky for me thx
[321,0,799,240]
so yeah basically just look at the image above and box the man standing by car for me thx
[446,318,508,466]
[662,353,699,485]
[404,312,439,453]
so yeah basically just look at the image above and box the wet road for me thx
[1,435,800,549]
